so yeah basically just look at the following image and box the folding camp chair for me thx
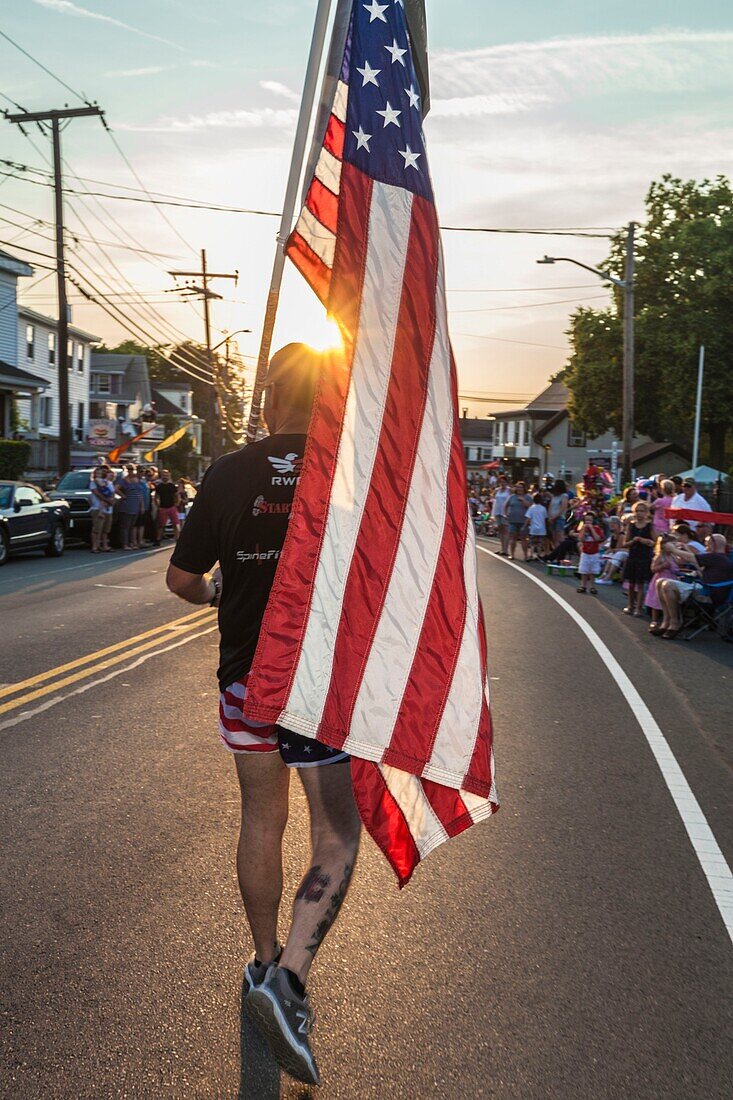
[681,579,733,641]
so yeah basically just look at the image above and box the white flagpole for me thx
[246,0,334,443]
[692,344,704,470]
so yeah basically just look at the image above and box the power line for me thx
[452,332,569,351]
[0,30,89,106]
[447,284,599,293]
[450,293,610,314]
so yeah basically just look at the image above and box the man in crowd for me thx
[89,464,115,553]
[670,477,712,529]
[491,475,511,556]
[155,469,181,542]
[116,464,145,551]
[165,345,361,1086]
[506,481,530,561]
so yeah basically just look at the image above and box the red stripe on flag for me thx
[463,695,495,799]
[245,167,374,722]
[383,418,471,771]
[306,175,339,235]
[317,194,440,749]
[323,113,345,160]
[286,231,331,307]
[350,759,421,888]
[420,779,473,838]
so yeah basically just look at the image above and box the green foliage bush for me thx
[0,440,31,480]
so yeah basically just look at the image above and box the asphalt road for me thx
[0,541,731,1099]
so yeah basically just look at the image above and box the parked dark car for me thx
[0,481,70,566]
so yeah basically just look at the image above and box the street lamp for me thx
[537,221,636,484]
[210,329,252,354]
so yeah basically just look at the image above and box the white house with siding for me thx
[0,250,47,439]
[15,306,99,444]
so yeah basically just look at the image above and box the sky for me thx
[1,0,732,416]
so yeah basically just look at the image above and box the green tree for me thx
[563,175,733,469]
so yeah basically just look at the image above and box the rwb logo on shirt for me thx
[268,453,302,485]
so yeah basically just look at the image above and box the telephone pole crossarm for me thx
[4,103,105,474]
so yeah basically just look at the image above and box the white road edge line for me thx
[477,546,733,946]
[0,625,218,735]
[0,544,172,586]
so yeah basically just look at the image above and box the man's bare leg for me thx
[234,751,290,963]
[279,761,361,986]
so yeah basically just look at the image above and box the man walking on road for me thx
[166,344,361,1087]
[155,469,181,542]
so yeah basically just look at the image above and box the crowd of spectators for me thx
[88,463,195,553]
[469,469,733,642]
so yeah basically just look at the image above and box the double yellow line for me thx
[0,605,217,717]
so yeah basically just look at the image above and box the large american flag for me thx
[244,0,498,885]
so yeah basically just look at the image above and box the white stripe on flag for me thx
[343,259,451,755]
[422,510,484,787]
[298,206,336,267]
[379,764,449,859]
[314,146,342,196]
[333,80,348,123]
[281,183,414,733]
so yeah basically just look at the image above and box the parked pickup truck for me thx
[48,468,122,543]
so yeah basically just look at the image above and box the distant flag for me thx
[143,423,190,463]
[107,427,156,465]
[244,0,498,885]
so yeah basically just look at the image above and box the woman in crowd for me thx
[616,485,638,518]
[621,500,655,615]
[645,534,683,633]
[506,481,531,561]
[547,479,569,549]
[651,478,676,536]
[596,516,627,584]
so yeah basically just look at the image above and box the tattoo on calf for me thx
[296,865,331,903]
[305,862,354,957]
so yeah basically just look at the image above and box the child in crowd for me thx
[525,493,549,560]
[576,509,604,594]
[596,516,628,584]
[621,500,655,615]
[645,534,680,633]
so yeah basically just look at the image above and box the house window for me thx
[48,332,56,365]
[567,422,586,447]
[93,373,111,394]
[40,396,53,427]
[67,339,73,365]
[26,324,35,359]
[77,344,84,373]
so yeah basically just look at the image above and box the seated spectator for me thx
[671,522,705,554]
[646,534,683,633]
[656,533,733,637]
[597,517,627,583]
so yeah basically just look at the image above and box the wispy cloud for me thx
[106,66,169,78]
[31,0,185,51]
[119,107,299,133]
[259,80,300,103]
[431,29,733,115]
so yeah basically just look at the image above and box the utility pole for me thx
[5,105,104,474]
[168,250,238,461]
[621,221,636,486]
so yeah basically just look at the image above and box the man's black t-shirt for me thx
[170,433,305,691]
[157,480,178,509]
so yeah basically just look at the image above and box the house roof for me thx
[0,359,48,392]
[155,380,191,391]
[151,387,187,416]
[527,380,570,412]
[458,417,494,441]
[90,352,152,405]
[18,305,100,343]
[0,249,33,279]
[632,440,690,464]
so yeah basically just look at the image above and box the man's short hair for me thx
[264,343,321,412]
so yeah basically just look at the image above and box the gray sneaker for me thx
[246,966,320,1086]
[244,945,282,992]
